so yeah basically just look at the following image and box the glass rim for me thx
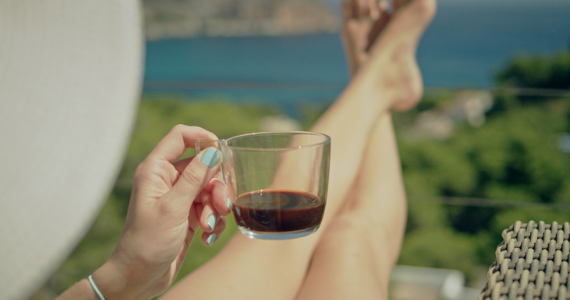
[198,131,331,151]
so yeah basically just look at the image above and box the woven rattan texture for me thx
[479,221,570,300]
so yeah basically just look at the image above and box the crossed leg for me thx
[296,114,406,300]
[160,1,435,299]
[296,2,436,299]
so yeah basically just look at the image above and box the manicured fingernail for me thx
[201,148,219,168]
[207,233,217,245]
[207,215,217,230]
[226,197,232,210]
[235,206,241,217]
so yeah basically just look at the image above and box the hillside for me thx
[143,0,340,40]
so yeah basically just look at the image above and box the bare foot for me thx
[342,0,437,111]
[341,0,389,76]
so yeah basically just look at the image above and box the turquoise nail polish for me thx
[207,233,217,245]
[235,206,241,217]
[201,148,219,168]
[207,215,217,230]
[226,197,232,210]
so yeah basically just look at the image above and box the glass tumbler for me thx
[196,131,330,240]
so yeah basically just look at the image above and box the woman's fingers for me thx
[164,147,221,214]
[188,201,203,235]
[142,125,220,215]
[172,156,193,174]
[147,125,230,246]
[197,178,229,232]
[149,125,217,163]
[199,188,219,233]
[193,192,227,246]
[173,156,224,189]
[201,217,227,246]
[210,178,231,214]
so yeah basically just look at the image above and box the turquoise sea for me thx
[143,0,570,105]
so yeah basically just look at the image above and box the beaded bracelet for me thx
[87,275,106,300]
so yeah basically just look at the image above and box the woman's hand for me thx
[92,125,230,300]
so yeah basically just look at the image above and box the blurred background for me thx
[32,0,570,299]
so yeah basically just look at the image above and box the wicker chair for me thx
[479,221,570,300]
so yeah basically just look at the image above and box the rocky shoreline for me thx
[143,0,339,40]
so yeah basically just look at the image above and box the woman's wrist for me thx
[92,251,169,300]
[55,278,101,300]
[87,275,106,300]
[91,259,128,300]
[91,256,149,300]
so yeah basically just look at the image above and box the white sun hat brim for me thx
[0,1,143,299]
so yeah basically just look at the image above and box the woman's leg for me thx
[160,57,396,300]
[296,2,436,298]
[296,113,405,300]
[160,1,435,299]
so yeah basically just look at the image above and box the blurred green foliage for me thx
[32,49,570,298]
[397,48,570,283]
[495,50,570,90]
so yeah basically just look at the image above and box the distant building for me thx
[412,90,493,140]
[558,133,570,154]
[260,115,302,132]
[143,0,339,40]
[390,265,482,300]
